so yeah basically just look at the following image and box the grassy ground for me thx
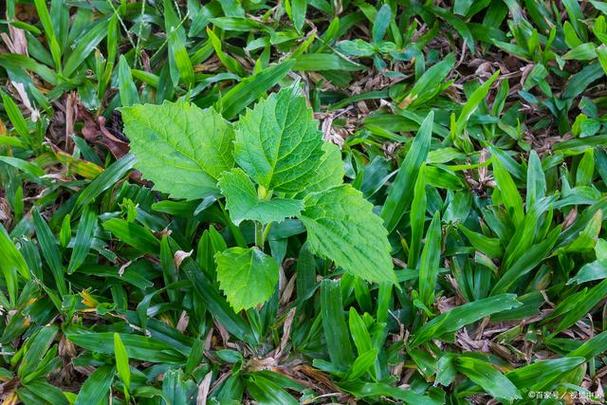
[2,0,607,403]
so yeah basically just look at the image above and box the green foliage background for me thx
[1,0,607,403]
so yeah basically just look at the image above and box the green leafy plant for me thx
[121,88,396,311]
[5,0,607,401]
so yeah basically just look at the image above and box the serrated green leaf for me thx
[120,101,234,200]
[218,168,303,225]
[298,142,345,196]
[300,184,396,284]
[234,88,324,194]
[181,258,255,345]
[215,247,279,311]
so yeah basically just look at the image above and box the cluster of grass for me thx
[2,0,607,403]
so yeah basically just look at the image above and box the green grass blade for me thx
[381,111,434,232]
[74,366,115,405]
[32,209,67,296]
[320,279,353,369]
[418,212,441,307]
[410,294,521,347]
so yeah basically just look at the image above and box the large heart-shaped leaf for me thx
[120,101,234,200]
[297,142,345,196]
[218,168,303,225]
[299,185,396,284]
[234,88,324,194]
[215,247,279,311]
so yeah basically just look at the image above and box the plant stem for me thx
[255,221,264,249]
[255,186,273,249]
